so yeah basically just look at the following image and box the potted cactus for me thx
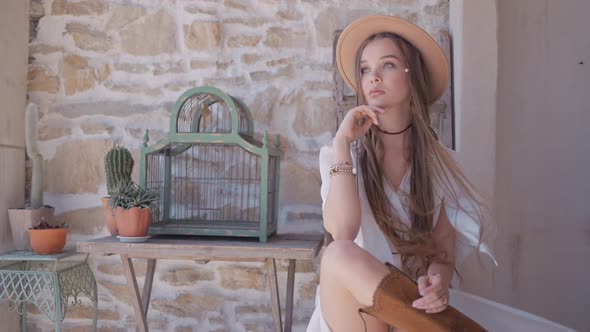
[108,182,159,241]
[101,145,134,236]
[8,104,55,250]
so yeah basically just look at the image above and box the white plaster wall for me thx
[449,0,498,298]
[451,1,589,330]
[494,1,590,330]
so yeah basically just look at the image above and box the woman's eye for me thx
[383,62,395,69]
[360,67,370,74]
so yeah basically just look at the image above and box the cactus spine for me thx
[104,146,134,195]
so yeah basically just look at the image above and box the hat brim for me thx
[336,15,450,105]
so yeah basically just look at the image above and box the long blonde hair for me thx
[355,32,484,278]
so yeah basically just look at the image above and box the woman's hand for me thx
[335,105,384,144]
[411,274,450,313]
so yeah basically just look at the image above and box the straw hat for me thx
[336,15,450,104]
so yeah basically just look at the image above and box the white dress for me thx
[306,144,497,332]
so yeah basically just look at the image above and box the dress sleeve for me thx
[437,147,498,271]
[444,195,498,271]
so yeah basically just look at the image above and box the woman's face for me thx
[359,37,411,109]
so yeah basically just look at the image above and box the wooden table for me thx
[77,234,323,332]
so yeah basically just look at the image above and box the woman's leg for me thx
[319,240,486,332]
[319,240,391,331]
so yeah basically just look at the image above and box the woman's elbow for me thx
[330,230,358,241]
[324,220,359,241]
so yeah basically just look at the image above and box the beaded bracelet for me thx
[329,162,357,176]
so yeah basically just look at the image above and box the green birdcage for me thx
[139,86,281,242]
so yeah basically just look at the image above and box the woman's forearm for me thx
[323,136,361,240]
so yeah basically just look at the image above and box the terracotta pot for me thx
[28,227,68,255]
[114,207,151,237]
[8,207,55,250]
[101,197,118,236]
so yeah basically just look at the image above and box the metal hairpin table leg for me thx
[121,254,149,332]
[284,259,296,332]
[142,259,157,320]
[266,258,283,332]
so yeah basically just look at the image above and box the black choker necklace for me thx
[375,123,412,135]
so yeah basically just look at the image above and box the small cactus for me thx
[25,103,43,209]
[104,146,134,195]
[142,130,149,147]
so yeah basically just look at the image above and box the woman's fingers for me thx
[427,293,450,313]
[414,290,448,310]
[417,276,429,296]
[412,287,446,309]
[413,274,448,310]
[366,105,385,113]
[426,300,449,314]
[336,104,386,141]
[353,106,380,126]
[359,116,374,132]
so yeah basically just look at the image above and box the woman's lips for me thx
[369,89,385,97]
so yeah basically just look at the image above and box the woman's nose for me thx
[370,75,381,84]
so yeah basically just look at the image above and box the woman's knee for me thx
[321,240,363,271]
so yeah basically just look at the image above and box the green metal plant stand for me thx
[0,249,97,332]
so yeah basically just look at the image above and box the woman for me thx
[307,15,496,332]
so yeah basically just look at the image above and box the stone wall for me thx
[26,0,449,331]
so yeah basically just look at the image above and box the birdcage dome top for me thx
[170,86,253,136]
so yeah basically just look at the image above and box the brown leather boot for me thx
[359,263,487,332]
